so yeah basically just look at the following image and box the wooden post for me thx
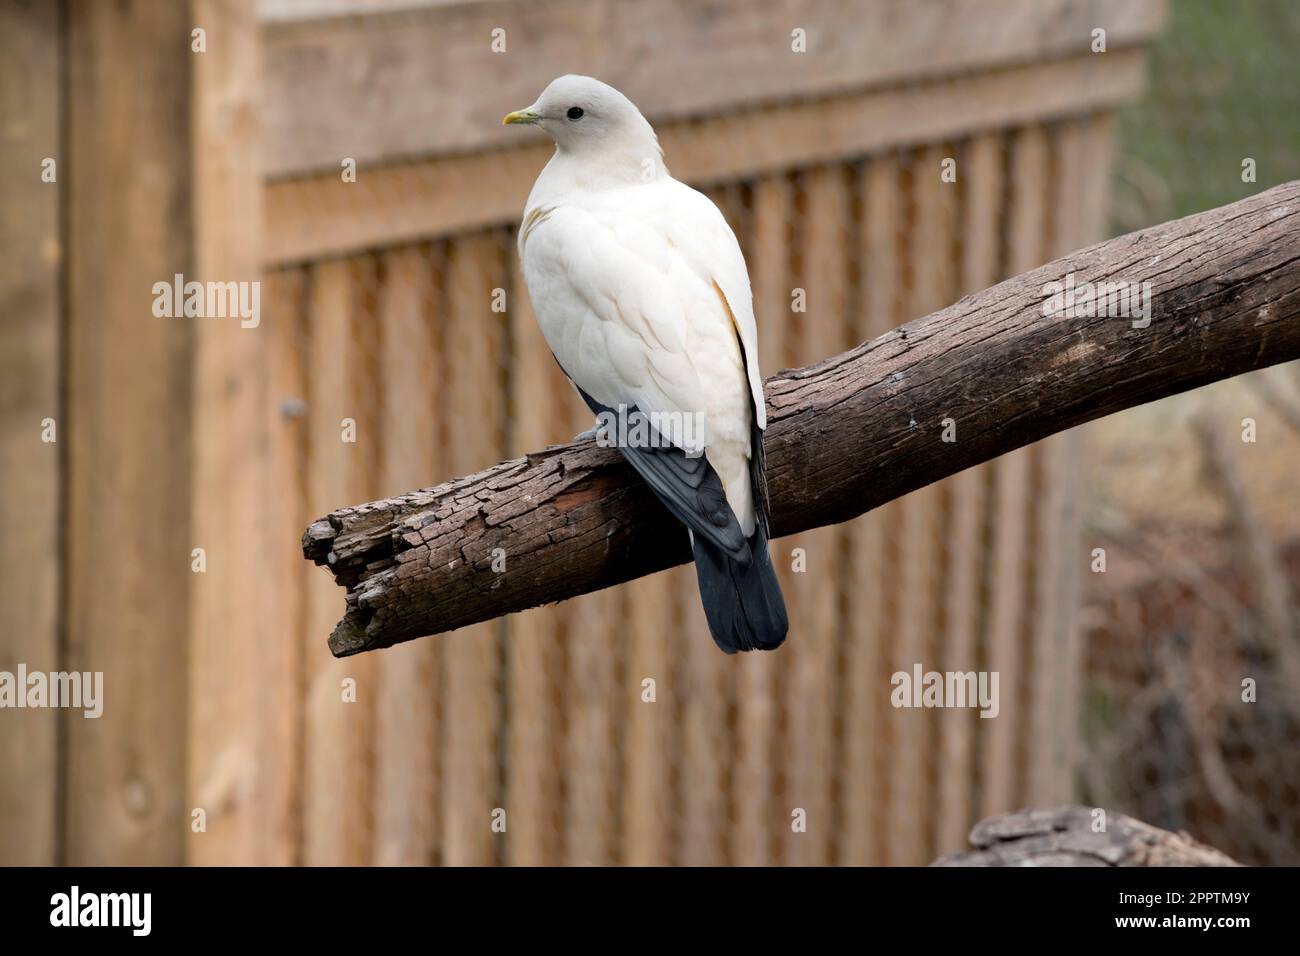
[0,0,63,866]
[188,0,280,866]
[64,0,194,865]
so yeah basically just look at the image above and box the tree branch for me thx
[303,181,1300,657]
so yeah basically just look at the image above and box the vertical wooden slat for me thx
[189,0,273,867]
[373,246,440,864]
[505,246,566,866]
[561,406,620,865]
[1019,121,1066,809]
[303,257,375,865]
[935,133,1002,855]
[1027,435,1069,806]
[981,126,1049,818]
[1051,114,1116,804]
[880,154,930,867]
[883,146,959,865]
[896,144,958,865]
[840,154,902,865]
[729,176,792,866]
[261,266,308,865]
[1025,120,1091,808]
[64,0,192,865]
[440,232,507,865]
[677,595,730,866]
[0,0,61,866]
[782,165,851,866]
[622,570,675,865]
[1079,114,1117,247]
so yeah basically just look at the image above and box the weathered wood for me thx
[0,0,62,867]
[838,154,902,865]
[895,146,962,865]
[981,126,1050,818]
[619,570,673,865]
[783,166,853,866]
[303,257,376,865]
[1028,117,1110,809]
[303,181,1300,657]
[265,52,1150,266]
[64,0,194,865]
[934,132,1003,856]
[260,0,1165,177]
[261,266,310,865]
[438,232,507,866]
[188,0,271,867]
[372,245,440,865]
[932,806,1240,867]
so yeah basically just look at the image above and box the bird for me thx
[504,74,788,653]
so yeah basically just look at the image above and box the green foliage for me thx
[1113,0,1300,233]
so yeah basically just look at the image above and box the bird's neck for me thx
[540,136,669,196]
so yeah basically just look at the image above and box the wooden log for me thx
[932,805,1240,866]
[303,181,1300,657]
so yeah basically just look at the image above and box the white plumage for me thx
[506,75,787,652]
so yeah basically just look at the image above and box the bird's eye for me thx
[566,106,584,121]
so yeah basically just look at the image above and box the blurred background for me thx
[1,0,1296,866]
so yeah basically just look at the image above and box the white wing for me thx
[520,177,763,533]
[521,179,761,449]
[631,180,767,430]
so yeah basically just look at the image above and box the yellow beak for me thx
[502,109,541,126]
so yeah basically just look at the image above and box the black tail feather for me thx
[568,381,786,652]
[691,519,788,653]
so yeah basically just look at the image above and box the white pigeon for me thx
[505,75,787,652]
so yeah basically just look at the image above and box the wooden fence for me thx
[0,0,1165,865]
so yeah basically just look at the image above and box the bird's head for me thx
[504,75,662,174]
